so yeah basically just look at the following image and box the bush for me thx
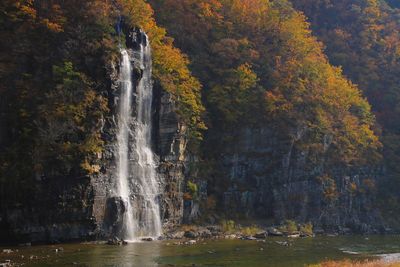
[279,220,298,234]
[300,222,313,236]
[187,181,198,200]
[241,225,262,236]
[221,220,236,233]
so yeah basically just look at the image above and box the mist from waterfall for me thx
[116,33,162,241]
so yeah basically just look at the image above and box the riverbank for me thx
[162,220,395,243]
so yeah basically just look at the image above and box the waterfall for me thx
[116,32,162,241]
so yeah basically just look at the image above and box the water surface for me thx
[1,235,399,266]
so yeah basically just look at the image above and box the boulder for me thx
[175,231,185,239]
[267,227,284,236]
[254,231,268,239]
[199,229,212,238]
[184,230,197,239]
[107,236,126,245]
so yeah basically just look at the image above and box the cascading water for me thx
[115,32,162,241]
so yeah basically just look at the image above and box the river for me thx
[1,235,399,266]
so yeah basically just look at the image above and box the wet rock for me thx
[107,236,126,245]
[170,231,185,239]
[242,236,257,240]
[254,231,268,239]
[206,225,221,232]
[287,233,300,238]
[326,233,339,237]
[199,229,212,238]
[188,240,196,245]
[275,241,290,246]
[207,226,222,237]
[142,237,154,242]
[313,228,325,235]
[184,231,197,239]
[267,228,283,236]
[300,232,314,238]
[339,227,352,235]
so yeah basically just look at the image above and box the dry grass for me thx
[309,259,400,267]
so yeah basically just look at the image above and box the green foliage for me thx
[279,220,298,234]
[0,0,119,207]
[317,174,339,202]
[290,0,400,223]
[187,181,199,199]
[221,220,236,233]
[36,61,108,176]
[117,0,206,145]
[150,0,382,212]
[152,0,380,163]
[0,0,205,210]
[208,63,262,125]
[300,222,314,236]
[241,225,263,236]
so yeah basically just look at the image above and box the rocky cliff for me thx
[213,126,385,233]
[0,29,189,243]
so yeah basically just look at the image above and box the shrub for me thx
[187,181,198,200]
[241,225,262,236]
[221,220,236,233]
[300,222,313,236]
[279,220,298,234]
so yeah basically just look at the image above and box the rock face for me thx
[155,84,188,227]
[2,176,95,243]
[218,127,384,233]
[0,28,188,243]
[91,28,189,238]
[0,28,386,242]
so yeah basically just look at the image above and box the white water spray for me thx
[116,33,162,241]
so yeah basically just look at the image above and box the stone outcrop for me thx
[218,126,385,233]
[155,85,187,228]
[0,28,189,243]
[92,28,189,238]
[1,175,95,243]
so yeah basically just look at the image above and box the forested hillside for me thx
[0,0,203,237]
[150,0,382,228]
[0,0,398,242]
[290,0,400,224]
[150,0,380,162]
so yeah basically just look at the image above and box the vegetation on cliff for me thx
[150,0,382,217]
[2,0,399,230]
[151,0,381,162]
[290,0,400,227]
[0,0,203,207]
